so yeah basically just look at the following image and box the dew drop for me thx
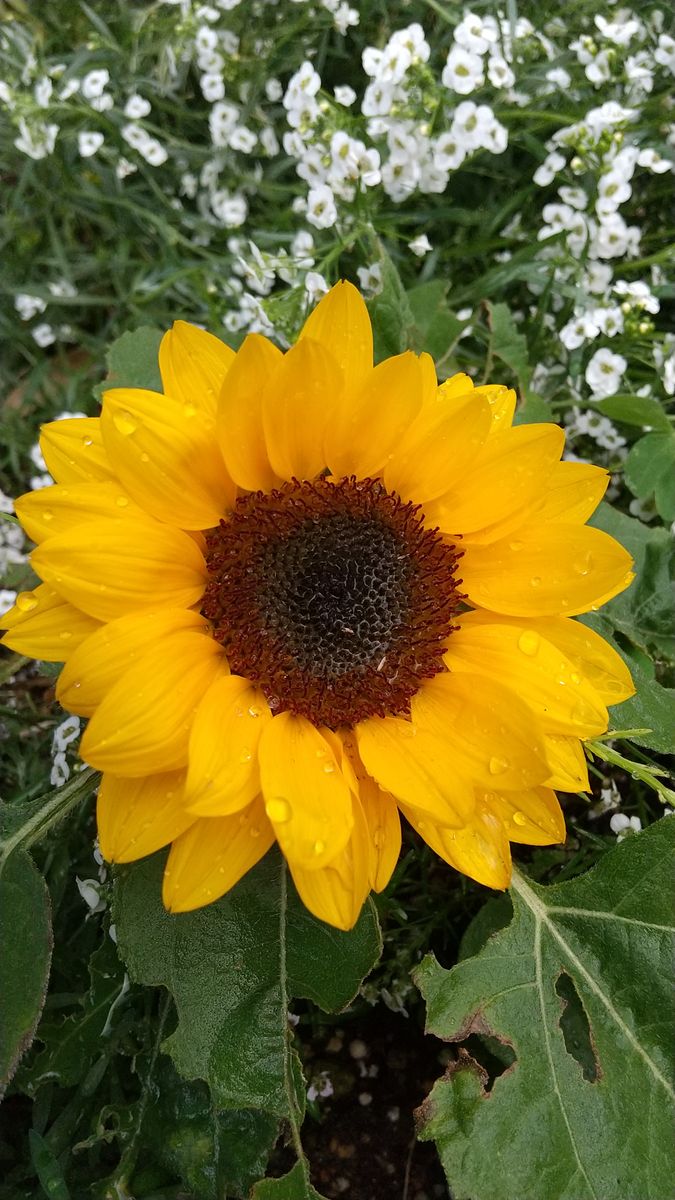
[59,630,72,641]
[82,435,94,447]
[249,824,261,838]
[73,682,81,690]
[570,672,581,685]
[239,748,253,764]
[518,630,539,657]
[140,452,150,464]
[513,811,528,827]
[42,509,54,522]
[112,410,137,436]
[530,576,542,588]
[16,592,38,612]
[313,839,325,856]
[573,552,594,576]
[265,797,292,824]
[247,704,261,718]
[509,540,524,552]
[116,496,129,508]
[322,762,336,774]
[373,827,384,849]
[183,402,198,418]
[489,755,509,776]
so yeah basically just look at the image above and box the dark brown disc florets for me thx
[201,476,463,728]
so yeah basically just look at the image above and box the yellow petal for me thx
[445,614,609,737]
[56,608,209,716]
[325,351,424,480]
[163,796,274,912]
[39,417,114,484]
[159,320,235,417]
[97,769,193,863]
[425,424,565,536]
[484,385,517,435]
[402,801,512,890]
[217,333,283,492]
[544,735,590,792]
[341,733,401,892]
[257,712,353,869]
[31,514,207,621]
[0,583,101,661]
[80,632,226,775]
[298,280,373,403]
[289,794,371,930]
[484,786,566,846]
[459,521,634,617]
[384,389,492,504]
[185,675,271,816]
[15,480,145,545]
[263,338,343,481]
[411,672,549,791]
[101,387,235,529]
[356,716,475,827]
[520,615,635,706]
[537,461,609,523]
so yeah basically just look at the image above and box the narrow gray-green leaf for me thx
[416,819,675,1200]
[0,852,53,1097]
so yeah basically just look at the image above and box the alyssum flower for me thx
[2,283,635,929]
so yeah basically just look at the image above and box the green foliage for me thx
[0,852,52,1097]
[93,326,163,401]
[416,819,675,1200]
[251,1161,326,1198]
[624,429,675,522]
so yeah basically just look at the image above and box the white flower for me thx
[596,170,632,216]
[229,125,257,153]
[14,119,59,160]
[545,67,571,90]
[442,44,485,94]
[49,279,76,298]
[585,262,613,294]
[585,347,627,397]
[586,50,613,85]
[265,78,283,101]
[654,33,675,73]
[487,56,515,88]
[34,76,53,107]
[292,229,314,266]
[594,15,642,46]
[81,68,110,100]
[454,11,498,55]
[433,131,466,172]
[558,186,587,211]
[59,78,80,100]
[610,813,642,840]
[332,3,358,36]
[614,279,659,314]
[124,94,151,119]
[625,53,654,95]
[15,293,46,320]
[141,136,169,166]
[116,157,137,179]
[356,262,383,295]
[195,23,218,53]
[0,590,17,616]
[637,148,672,175]
[590,306,624,337]
[304,271,329,300]
[51,753,70,788]
[593,212,640,259]
[53,715,81,751]
[306,184,338,229]
[533,151,565,187]
[32,323,57,348]
[259,126,279,156]
[284,61,321,109]
[560,313,601,351]
[334,85,357,106]
[211,190,248,226]
[201,72,225,102]
[78,130,104,158]
[90,93,113,113]
[209,101,239,146]
[361,80,396,117]
[408,234,432,257]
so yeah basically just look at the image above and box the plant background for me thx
[0,1,673,1197]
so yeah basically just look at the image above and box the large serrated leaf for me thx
[113,850,381,1118]
[0,852,53,1097]
[93,325,163,401]
[415,819,675,1200]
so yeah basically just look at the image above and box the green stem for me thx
[0,767,100,874]
[279,861,309,1180]
[585,740,675,807]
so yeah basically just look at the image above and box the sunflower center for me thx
[202,476,463,728]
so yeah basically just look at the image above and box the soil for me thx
[270,1006,451,1199]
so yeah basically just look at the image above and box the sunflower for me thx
[2,283,635,929]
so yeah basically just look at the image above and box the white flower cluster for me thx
[50,714,81,787]
[0,489,28,616]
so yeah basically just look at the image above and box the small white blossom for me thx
[201,72,225,102]
[334,85,357,107]
[32,323,57,347]
[408,234,432,257]
[81,68,110,100]
[356,262,383,295]
[585,347,628,397]
[306,184,338,229]
[442,44,485,94]
[124,94,151,118]
[15,293,46,320]
[78,130,104,158]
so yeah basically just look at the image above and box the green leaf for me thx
[367,248,415,361]
[21,936,126,1091]
[28,1129,71,1200]
[251,1161,326,1199]
[416,819,675,1200]
[0,852,53,1097]
[596,393,670,433]
[0,768,99,872]
[113,850,380,1118]
[93,326,163,401]
[485,301,532,395]
[624,430,675,521]
[406,280,465,362]
[513,391,551,425]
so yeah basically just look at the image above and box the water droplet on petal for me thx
[509,540,524,552]
[518,630,539,656]
[313,839,325,856]
[570,672,581,685]
[322,762,336,774]
[59,630,72,641]
[239,748,253,763]
[265,798,292,824]
[248,704,261,718]
[112,410,137,436]
[573,552,594,576]
[373,827,384,849]
[184,402,198,418]
[82,435,93,447]
[140,452,150,464]
[513,811,527,827]
[116,496,129,508]
[42,509,54,522]
[530,576,542,587]
[16,592,38,612]
[249,824,261,838]
[489,755,509,776]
